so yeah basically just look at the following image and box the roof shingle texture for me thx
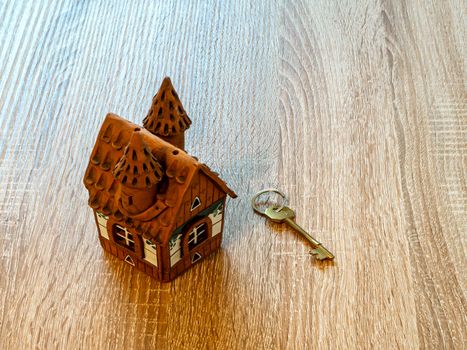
[143,77,192,137]
[113,131,163,189]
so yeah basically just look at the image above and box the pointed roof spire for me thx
[112,130,164,189]
[143,77,192,137]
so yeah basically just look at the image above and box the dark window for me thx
[113,225,135,251]
[188,223,208,250]
[191,252,202,263]
[190,197,201,211]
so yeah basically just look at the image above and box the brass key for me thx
[264,205,335,260]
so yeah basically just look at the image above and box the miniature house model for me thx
[83,77,236,282]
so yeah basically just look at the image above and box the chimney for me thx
[143,77,191,149]
[112,130,164,215]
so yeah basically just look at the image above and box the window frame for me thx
[187,222,208,250]
[112,224,136,252]
[183,218,212,253]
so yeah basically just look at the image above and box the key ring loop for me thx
[251,188,288,215]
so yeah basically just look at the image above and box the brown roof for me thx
[83,113,236,244]
[143,77,192,137]
[113,131,163,189]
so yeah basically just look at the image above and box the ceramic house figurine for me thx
[83,77,237,282]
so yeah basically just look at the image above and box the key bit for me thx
[264,205,335,261]
[310,246,334,260]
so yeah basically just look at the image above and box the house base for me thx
[165,233,222,281]
[99,235,160,279]
[98,234,222,282]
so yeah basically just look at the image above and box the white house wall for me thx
[143,239,158,266]
[95,211,109,239]
[169,233,182,266]
[211,221,222,236]
[208,204,223,236]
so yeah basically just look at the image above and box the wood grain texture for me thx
[0,0,465,349]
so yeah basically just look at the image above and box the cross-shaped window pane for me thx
[188,223,208,250]
[113,225,135,251]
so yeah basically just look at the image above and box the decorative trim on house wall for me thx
[191,252,202,263]
[190,196,201,211]
[124,255,135,266]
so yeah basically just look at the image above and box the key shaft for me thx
[284,217,334,260]
[284,217,320,246]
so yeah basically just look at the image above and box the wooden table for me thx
[1,1,465,349]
